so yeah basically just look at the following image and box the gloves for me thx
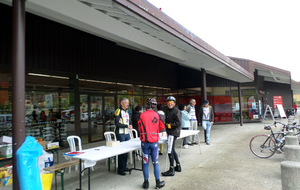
[166,123,171,129]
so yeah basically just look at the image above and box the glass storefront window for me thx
[157,96,165,105]
[163,89,177,97]
[207,87,230,95]
[209,95,232,122]
[186,87,201,96]
[117,83,143,95]
[0,70,12,116]
[26,73,70,90]
[230,87,238,96]
[231,96,240,121]
[241,95,259,120]
[79,79,116,93]
[143,86,162,96]
[241,87,257,95]
[25,91,75,146]
[0,69,12,89]
[0,71,12,137]
[178,89,188,97]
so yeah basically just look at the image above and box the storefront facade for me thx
[0,2,296,148]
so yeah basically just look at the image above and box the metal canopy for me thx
[1,0,254,82]
[292,81,300,94]
[256,68,291,84]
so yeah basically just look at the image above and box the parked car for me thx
[61,109,74,121]
[0,114,12,127]
[70,113,75,123]
[80,112,97,121]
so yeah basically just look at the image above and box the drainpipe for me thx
[201,68,207,141]
[238,83,243,126]
[12,0,26,189]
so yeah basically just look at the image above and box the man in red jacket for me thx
[138,98,165,189]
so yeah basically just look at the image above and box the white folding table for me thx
[63,138,142,190]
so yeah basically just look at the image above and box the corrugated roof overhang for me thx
[292,81,300,94]
[230,56,292,84]
[2,0,254,82]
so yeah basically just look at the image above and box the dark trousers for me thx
[116,133,130,172]
[168,136,179,167]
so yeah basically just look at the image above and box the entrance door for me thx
[80,94,116,143]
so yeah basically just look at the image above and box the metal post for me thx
[79,159,82,189]
[73,75,81,137]
[238,83,243,126]
[88,167,90,190]
[12,0,26,189]
[201,68,207,142]
[201,68,207,102]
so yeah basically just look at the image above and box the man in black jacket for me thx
[161,96,182,177]
[131,105,142,138]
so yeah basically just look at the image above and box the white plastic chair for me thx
[129,129,141,161]
[66,135,94,175]
[129,128,138,139]
[104,131,118,169]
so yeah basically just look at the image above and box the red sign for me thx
[273,96,283,108]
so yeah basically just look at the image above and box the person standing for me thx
[157,104,165,155]
[114,97,132,175]
[138,98,165,189]
[40,110,47,121]
[186,99,198,146]
[179,103,191,149]
[131,105,142,138]
[294,102,298,115]
[32,110,38,122]
[161,96,182,177]
[198,100,214,145]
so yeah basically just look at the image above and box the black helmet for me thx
[146,98,157,109]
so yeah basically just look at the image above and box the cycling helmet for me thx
[146,98,157,109]
[165,96,176,103]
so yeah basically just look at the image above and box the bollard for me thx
[281,161,300,190]
[285,136,299,145]
[284,145,300,162]
[288,116,294,125]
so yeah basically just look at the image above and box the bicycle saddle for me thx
[264,125,271,130]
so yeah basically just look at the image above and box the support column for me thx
[201,68,207,103]
[12,0,26,189]
[73,75,81,137]
[238,83,243,126]
[201,68,207,142]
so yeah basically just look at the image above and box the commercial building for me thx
[1,0,299,146]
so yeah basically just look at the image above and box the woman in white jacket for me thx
[179,104,191,149]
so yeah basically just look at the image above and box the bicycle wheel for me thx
[249,134,276,158]
[275,133,285,153]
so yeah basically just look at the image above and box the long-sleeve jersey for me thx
[138,110,165,143]
[114,107,130,135]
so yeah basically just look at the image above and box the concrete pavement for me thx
[5,118,298,190]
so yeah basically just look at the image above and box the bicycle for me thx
[249,122,288,158]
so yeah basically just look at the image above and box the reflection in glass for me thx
[90,96,103,142]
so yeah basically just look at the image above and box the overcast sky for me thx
[148,0,300,81]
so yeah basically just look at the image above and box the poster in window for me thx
[45,94,53,108]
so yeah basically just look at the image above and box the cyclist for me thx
[161,96,182,177]
[138,98,165,189]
